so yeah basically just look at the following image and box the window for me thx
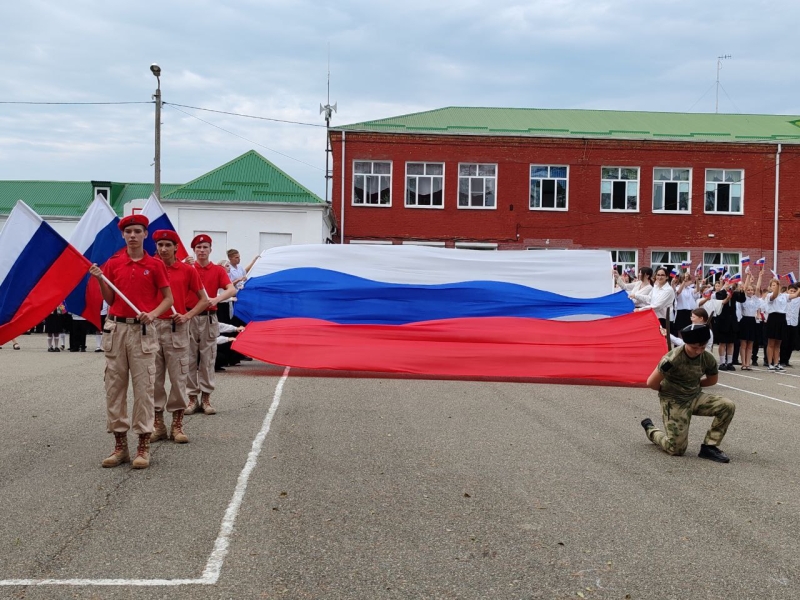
[455,242,498,250]
[601,167,639,211]
[353,161,391,206]
[705,169,743,214]
[458,164,496,209]
[653,168,690,212]
[609,249,637,274]
[703,252,740,279]
[651,250,689,273]
[348,240,393,245]
[402,241,446,246]
[94,187,110,201]
[530,165,568,210]
[406,162,444,208]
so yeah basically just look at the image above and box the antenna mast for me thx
[716,54,731,113]
[320,44,337,204]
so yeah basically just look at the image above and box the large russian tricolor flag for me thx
[65,195,126,328]
[0,201,91,345]
[232,245,666,384]
[140,194,189,260]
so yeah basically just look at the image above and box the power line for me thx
[0,101,152,105]
[166,104,324,172]
[165,102,325,127]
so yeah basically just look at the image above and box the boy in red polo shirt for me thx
[151,230,209,444]
[89,215,173,469]
[185,234,237,415]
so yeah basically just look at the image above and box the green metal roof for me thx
[0,181,95,218]
[335,107,800,144]
[163,150,324,204]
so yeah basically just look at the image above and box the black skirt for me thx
[738,316,757,342]
[674,309,693,332]
[44,311,62,334]
[767,312,787,340]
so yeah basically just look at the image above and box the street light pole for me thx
[150,63,162,200]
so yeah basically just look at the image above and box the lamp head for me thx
[150,63,161,77]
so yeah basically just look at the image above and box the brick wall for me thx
[329,132,800,274]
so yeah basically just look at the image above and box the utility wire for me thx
[166,104,324,171]
[165,102,325,127]
[0,101,152,105]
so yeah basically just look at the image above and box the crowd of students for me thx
[615,265,800,371]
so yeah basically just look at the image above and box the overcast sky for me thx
[1,0,798,199]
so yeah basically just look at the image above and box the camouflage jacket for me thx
[657,346,718,403]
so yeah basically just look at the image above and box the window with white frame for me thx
[609,249,637,274]
[458,164,496,208]
[703,252,740,279]
[353,161,391,206]
[94,187,111,201]
[705,169,743,214]
[406,162,444,208]
[601,167,639,211]
[454,242,498,250]
[653,168,690,212]
[651,250,689,273]
[530,165,568,210]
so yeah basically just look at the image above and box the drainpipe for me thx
[340,131,346,244]
[774,143,781,271]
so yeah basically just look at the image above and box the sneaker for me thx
[768,364,777,371]
[94,348,103,352]
[698,444,730,463]
[776,364,785,371]
[726,364,736,371]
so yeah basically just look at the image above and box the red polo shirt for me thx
[158,259,203,319]
[186,261,231,311]
[104,252,170,318]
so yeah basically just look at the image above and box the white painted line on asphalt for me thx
[0,366,292,588]
[716,383,800,408]
[202,365,290,583]
[723,372,762,381]
[777,383,798,389]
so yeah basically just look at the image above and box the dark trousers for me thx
[780,324,798,365]
[69,319,88,351]
[752,322,768,363]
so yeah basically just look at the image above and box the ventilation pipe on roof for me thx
[340,131,346,244]
[774,143,781,271]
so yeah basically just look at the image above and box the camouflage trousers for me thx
[648,392,736,456]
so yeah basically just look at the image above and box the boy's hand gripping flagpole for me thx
[98,274,150,334]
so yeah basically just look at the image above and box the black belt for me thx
[108,316,140,324]
[196,310,215,316]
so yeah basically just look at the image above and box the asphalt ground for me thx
[0,334,799,600]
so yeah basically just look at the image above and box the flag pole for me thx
[99,274,142,315]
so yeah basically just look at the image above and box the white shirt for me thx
[640,282,677,319]
[765,292,788,315]
[787,297,800,327]
[739,295,761,319]
[623,281,653,308]
[675,284,698,311]
[228,264,247,290]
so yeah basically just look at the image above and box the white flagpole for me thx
[99,274,142,315]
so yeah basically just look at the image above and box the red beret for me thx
[118,214,149,231]
[152,229,180,244]
[191,234,212,248]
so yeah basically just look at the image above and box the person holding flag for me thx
[184,234,237,416]
[89,215,173,469]
[150,230,209,444]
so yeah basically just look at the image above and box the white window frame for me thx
[94,186,111,201]
[529,165,568,211]
[608,249,638,274]
[352,160,392,207]
[402,240,446,247]
[653,168,691,213]
[704,169,744,215]
[601,167,640,212]
[457,163,497,210]
[454,242,498,250]
[348,240,393,245]
[405,162,445,209]
[651,250,690,274]
[703,251,741,279]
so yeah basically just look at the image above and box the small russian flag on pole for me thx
[788,272,797,285]
[756,257,766,266]
[709,268,717,276]
[770,269,779,280]
[695,263,703,275]
[731,272,742,283]
[741,255,750,266]
[670,267,678,278]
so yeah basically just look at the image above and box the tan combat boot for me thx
[185,394,199,415]
[131,433,151,469]
[170,410,189,444]
[151,410,168,442]
[101,432,130,468]
[201,392,217,415]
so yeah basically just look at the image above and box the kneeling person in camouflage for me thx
[642,324,736,463]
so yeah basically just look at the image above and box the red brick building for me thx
[329,107,800,278]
